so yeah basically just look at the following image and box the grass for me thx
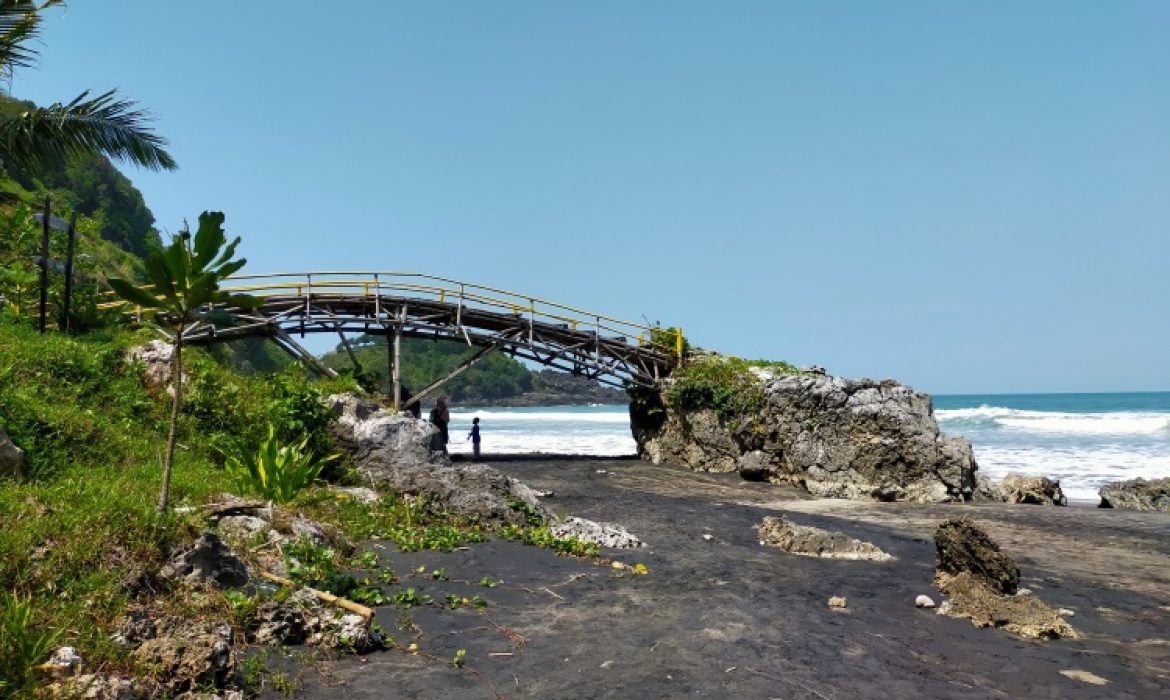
[0,316,600,697]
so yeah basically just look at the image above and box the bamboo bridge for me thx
[134,272,683,410]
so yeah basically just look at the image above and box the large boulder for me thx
[1000,474,1067,506]
[1099,477,1170,512]
[127,340,181,393]
[934,518,1019,595]
[329,393,549,525]
[0,425,25,479]
[550,516,645,549]
[130,620,236,696]
[633,369,979,503]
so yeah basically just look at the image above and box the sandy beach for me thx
[259,456,1170,699]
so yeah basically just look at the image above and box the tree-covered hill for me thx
[321,334,629,406]
[1,93,161,257]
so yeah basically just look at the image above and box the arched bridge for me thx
[149,272,683,407]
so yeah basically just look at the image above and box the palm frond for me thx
[0,1,64,78]
[0,88,177,172]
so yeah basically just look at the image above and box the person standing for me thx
[429,397,450,453]
[467,416,481,460]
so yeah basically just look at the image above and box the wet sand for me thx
[268,457,1170,699]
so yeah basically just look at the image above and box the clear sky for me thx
[12,2,1169,394]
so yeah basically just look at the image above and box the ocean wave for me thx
[449,410,630,424]
[937,405,1170,436]
[971,444,1170,502]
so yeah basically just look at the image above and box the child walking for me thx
[467,417,481,460]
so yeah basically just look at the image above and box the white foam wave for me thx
[446,431,637,456]
[449,410,629,424]
[972,444,1170,502]
[938,406,1170,436]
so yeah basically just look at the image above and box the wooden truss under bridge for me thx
[125,272,684,411]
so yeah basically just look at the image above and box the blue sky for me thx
[12,2,1169,394]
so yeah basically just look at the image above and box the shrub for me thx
[223,424,338,503]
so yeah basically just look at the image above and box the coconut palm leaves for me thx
[108,211,258,513]
[0,0,176,173]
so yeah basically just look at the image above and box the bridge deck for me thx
[140,272,681,389]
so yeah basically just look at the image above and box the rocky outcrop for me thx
[0,425,25,478]
[160,532,249,589]
[1098,477,1170,512]
[757,515,893,561]
[933,518,1075,640]
[127,340,182,393]
[252,589,382,653]
[328,393,549,525]
[550,516,645,549]
[1000,474,1067,506]
[934,518,1019,594]
[118,614,237,696]
[632,368,979,503]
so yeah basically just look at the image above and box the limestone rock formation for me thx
[329,393,549,525]
[160,532,249,589]
[127,340,182,393]
[1000,474,1067,506]
[252,589,382,653]
[757,515,893,561]
[933,518,1075,640]
[130,619,237,695]
[0,425,25,478]
[1098,477,1170,512]
[934,518,1019,594]
[551,516,645,549]
[632,369,979,503]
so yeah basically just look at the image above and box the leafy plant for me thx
[0,591,61,696]
[283,539,338,586]
[107,211,258,513]
[391,587,432,608]
[452,648,467,668]
[223,423,338,503]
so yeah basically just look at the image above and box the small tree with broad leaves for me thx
[108,211,257,513]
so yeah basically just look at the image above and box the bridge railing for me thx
[212,271,684,360]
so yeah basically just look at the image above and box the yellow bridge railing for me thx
[108,271,685,363]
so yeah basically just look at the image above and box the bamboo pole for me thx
[258,571,374,620]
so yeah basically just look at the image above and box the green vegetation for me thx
[666,354,804,420]
[0,591,60,694]
[108,211,258,512]
[0,1,176,176]
[224,424,339,503]
[324,334,533,402]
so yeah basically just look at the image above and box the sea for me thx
[448,392,1170,503]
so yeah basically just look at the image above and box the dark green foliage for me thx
[666,355,804,420]
[323,335,533,403]
[0,2,176,176]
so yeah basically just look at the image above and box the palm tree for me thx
[0,1,176,173]
[108,212,256,513]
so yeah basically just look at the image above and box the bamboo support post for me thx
[38,197,50,333]
[60,210,78,332]
[258,571,374,620]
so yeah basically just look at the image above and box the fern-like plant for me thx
[224,424,338,503]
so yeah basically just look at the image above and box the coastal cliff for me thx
[630,358,983,503]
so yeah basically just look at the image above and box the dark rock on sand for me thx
[934,518,1019,594]
[1001,473,1067,506]
[632,368,979,503]
[160,532,249,589]
[758,515,893,561]
[0,425,25,478]
[937,571,1077,640]
[329,393,549,525]
[1099,477,1170,512]
[934,518,1074,640]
